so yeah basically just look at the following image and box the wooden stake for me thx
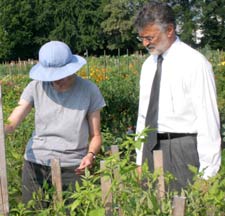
[0,85,9,215]
[100,160,113,216]
[51,158,63,204]
[153,150,165,200]
[110,145,120,180]
[172,196,186,216]
[110,145,123,216]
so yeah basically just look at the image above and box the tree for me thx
[169,0,225,49]
[0,0,105,60]
[101,0,146,52]
[70,0,105,53]
[169,0,201,47]
[199,0,225,50]
[0,0,35,60]
[44,0,105,54]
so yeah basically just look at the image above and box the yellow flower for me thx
[218,61,225,66]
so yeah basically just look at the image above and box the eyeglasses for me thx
[136,35,154,43]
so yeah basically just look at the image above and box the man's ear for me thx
[167,23,175,38]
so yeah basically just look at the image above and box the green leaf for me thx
[88,208,105,216]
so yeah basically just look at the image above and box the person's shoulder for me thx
[24,80,48,94]
[22,80,43,98]
[76,75,99,89]
[179,41,205,58]
[175,40,209,63]
[76,75,93,84]
[26,79,42,88]
[176,41,212,72]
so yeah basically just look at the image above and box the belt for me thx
[157,133,197,140]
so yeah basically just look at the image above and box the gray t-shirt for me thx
[21,75,105,167]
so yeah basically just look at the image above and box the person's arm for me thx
[4,99,32,134]
[75,109,102,175]
[192,59,221,179]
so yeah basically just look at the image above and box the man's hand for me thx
[75,153,95,175]
[136,165,142,176]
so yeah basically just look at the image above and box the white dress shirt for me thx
[136,37,221,179]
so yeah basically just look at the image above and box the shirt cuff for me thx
[199,159,221,179]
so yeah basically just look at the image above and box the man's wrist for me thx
[87,151,96,159]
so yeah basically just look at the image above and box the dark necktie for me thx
[145,55,163,150]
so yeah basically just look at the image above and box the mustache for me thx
[145,45,155,53]
[146,45,155,50]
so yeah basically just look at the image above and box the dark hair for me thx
[134,1,176,31]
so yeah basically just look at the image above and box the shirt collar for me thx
[160,36,180,60]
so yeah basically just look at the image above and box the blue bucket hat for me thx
[29,41,87,81]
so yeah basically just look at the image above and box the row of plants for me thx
[6,129,225,215]
[0,49,225,215]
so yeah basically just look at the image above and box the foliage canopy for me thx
[0,0,224,60]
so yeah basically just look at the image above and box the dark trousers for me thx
[22,160,82,207]
[148,134,200,191]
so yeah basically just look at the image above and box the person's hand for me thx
[75,153,95,175]
[136,165,142,184]
[4,124,14,134]
[136,165,142,176]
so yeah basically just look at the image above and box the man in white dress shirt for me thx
[135,1,221,190]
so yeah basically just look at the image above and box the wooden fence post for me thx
[0,85,9,216]
[153,150,165,201]
[110,145,121,182]
[100,160,113,216]
[51,158,63,204]
[153,150,186,214]
[110,145,123,216]
[172,196,186,216]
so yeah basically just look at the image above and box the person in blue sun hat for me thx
[4,40,106,208]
